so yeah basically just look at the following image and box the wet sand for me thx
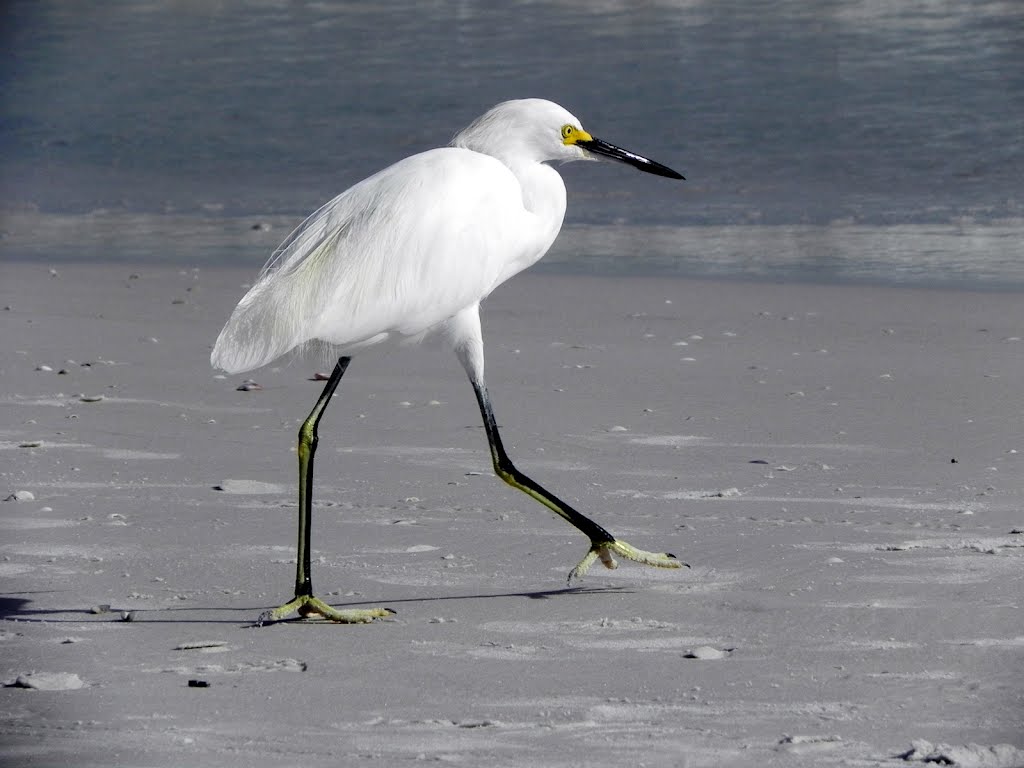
[2,262,1022,766]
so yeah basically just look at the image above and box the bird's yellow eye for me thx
[561,124,576,141]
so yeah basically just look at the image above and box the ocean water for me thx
[2,0,1022,288]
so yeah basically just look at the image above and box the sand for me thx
[1,261,1022,767]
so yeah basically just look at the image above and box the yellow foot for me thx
[568,539,687,584]
[256,595,395,626]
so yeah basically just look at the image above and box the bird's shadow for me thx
[0,585,634,626]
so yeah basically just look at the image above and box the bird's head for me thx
[453,98,684,180]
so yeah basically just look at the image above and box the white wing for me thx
[211,147,548,374]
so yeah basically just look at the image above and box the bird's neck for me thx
[510,160,567,242]
[483,158,569,288]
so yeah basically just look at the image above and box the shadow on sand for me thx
[0,585,634,626]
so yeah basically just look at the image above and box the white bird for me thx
[212,98,686,625]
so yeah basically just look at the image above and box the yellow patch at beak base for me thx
[561,127,593,146]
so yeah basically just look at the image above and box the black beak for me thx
[577,137,684,180]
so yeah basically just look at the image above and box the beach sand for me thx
[2,262,1022,766]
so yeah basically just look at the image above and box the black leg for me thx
[294,356,350,596]
[471,380,615,544]
[257,357,393,625]
[468,379,685,582]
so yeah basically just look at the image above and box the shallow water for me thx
[2,0,1022,287]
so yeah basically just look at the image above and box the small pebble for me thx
[174,640,228,651]
[9,672,84,690]
[236,380,262,391]
[187,680,210,688]
[684,646,730,660]
[405,544,438,557]
[705,488,741,498]
[779,734,843,747]
[79,395,104,403]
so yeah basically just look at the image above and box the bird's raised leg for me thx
[258,357,393,625]
[448,306,683,581]
[468,380,684,582]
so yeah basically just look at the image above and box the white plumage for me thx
[212,99,581,375]
[211,99,685,625]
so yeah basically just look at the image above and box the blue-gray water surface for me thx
[2,1,1022,288]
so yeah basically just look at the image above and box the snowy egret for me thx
[212,99,686,624]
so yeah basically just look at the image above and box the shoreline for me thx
[4,210,1024,292]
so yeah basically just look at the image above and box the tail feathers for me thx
[210,279,310,374]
